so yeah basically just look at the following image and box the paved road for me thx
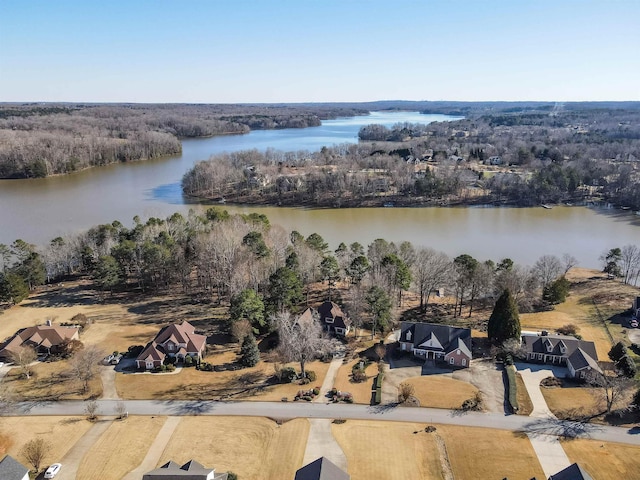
[8,399,640,446]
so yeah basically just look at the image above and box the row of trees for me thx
[0,103,367,178]
[601,245,640,286]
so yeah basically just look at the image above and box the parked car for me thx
[44,463,62,478]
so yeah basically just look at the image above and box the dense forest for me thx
[184,106,640,209]
[0,103,367,178]
[2,209,639,334]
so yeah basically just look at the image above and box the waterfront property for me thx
[398,322,472,368]
[135,321,207,370]
[521,332,601,379]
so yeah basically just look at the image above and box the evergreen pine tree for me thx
[488,289,521,344]
[240,334,260,367]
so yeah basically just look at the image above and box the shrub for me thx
[505,365,519,413]
[227,472,238,480]
[299,378,311,385]
[127,345,144,358]
[312,387,320,396]
[279,367,297,384]
[374,388,382,405]
[398,382,415,403]
[617,354,637,378]
[461,392,483,411]
[543,276,570,304]
[166,364,176,372]
[540,376,562,388]
[608,342,627,363]
[184,355,193,366]
[305,370,317,382]
[352,368,367,383]
[200,362,214,372]
[556,324,579,336]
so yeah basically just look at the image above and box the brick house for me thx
[135,321,207,370]
[398,322,472,368]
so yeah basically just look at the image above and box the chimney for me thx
[541,330,548,336]
[46,319,52,326]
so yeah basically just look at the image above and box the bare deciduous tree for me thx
[231,319,252,342]
[9,346,37,379]
[398,382,416,403]
[69,345,105,393]
[532,255,563,289]
[115,400,127,420]
[21,437,51,472]
[411,248,452,312]
[588,371,633,414]
[273,310,334,379]
[84,399,99,420]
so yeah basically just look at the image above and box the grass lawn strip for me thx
[560,438,640,480]
[116,358,331,401]
[0,416,92,469]
[159,416,309,480]
[540,384,602,419]
[76,416,166,480]
[515,373,534,415]
[332,358,376,404]
[403,376,479,409]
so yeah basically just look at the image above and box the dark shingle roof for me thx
[0,455,29,480]
[399,322,471,356]
[295,457,350,480]
[143,459,227,480]
[317,302,351,329]
[522,335,599,362]
[549,462,594,480]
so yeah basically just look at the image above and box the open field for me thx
[561,438,640,480]
[403,376,479,409]
[332,420,443,480]
[0,416,93,469]
[437,425,545,480]
[76,416,166,480]
[333,420,545,480]
[332,358,377,405]
[540,385,602,419]
[160,417,309,480]
[4,359,103,401]
[116,358,331,401]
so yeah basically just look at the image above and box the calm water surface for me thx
[0,111,638,268]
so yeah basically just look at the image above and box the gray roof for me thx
[522,334,598,362]
[549,462,594,480]
[567,347,602,374]
[399,322,472,356]
[143,459,227,480]
[0,455,29,480]
[317,302,351,330]
[295,457,350,480]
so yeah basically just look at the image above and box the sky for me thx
[1,0,639,103]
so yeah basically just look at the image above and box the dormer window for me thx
[545,340,553,353]
[406,331,412,341]
[325,317,334,324]
[558,341,567,354]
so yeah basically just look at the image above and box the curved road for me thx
[7,399,640,446]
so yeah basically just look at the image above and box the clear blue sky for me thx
[1,0,639,103]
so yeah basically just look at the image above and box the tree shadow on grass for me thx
[520,417,604,439]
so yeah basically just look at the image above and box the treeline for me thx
[0,103,368,178]
[4,209,636,336]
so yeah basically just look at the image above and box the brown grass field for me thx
[332,358,377,404]
[76,416,166,480]
[332,420,444,480]
[540,385,602,418]
[333,421,545,480]
[437,425,545,480]
[0,416,92,469]
[159,417,309,480]
[4,359,103,401]
[403,376,479,409]
[560,438,640,480]
[115,357,331,401]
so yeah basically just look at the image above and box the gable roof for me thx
[317,302,351,329]
[548,462,593,480]
[567,347,602,374]
[522,334,599,363]
[0,325,79,358]
[143,459,227,480]
[400,322,472,357]
[295,457,350,480]
[0,455,29,480]
[136,321,206,364]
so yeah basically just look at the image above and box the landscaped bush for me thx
[184,355,194,367]
[461,392,483,411]
[556,324,579,336]
[540,376,562,388]
[199,362,214,371]
[305,370,317,382]
[164,356,177,365]
[127,345,144,358]
[505,365,519,413]
[279,367,297,383]
[165,364,176,372]
[299,377,310,385]
[312,387,320,396]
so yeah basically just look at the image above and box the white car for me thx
[44,463,62,478]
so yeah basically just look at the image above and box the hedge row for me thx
[505,365,519,413]
[373,372,384,405]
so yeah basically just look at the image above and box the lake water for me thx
[0,111,637,268]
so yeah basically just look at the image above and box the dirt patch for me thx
[160,417,309,480]
[0,416,92,469]
[560,438,640,480]
[76,416,166,480]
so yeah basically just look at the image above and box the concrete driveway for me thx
[515,363,568,418]
[454,359,507,414]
